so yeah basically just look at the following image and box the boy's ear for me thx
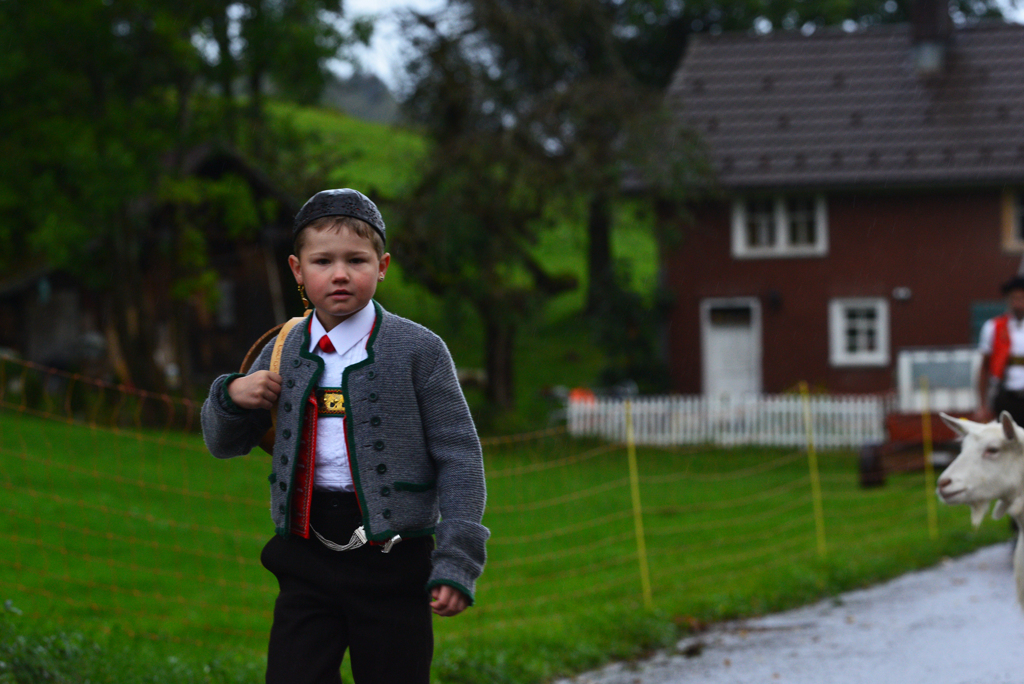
[288,254,302,283]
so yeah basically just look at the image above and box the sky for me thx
[339,0,1024,92]
[337,0,445,91]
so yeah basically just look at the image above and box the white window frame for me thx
[731,194,829,258]
[1001,189,1024,253]
[829,298,890,367]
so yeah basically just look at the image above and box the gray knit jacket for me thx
[200,301,488,602]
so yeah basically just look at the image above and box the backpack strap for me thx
[238,313,308,454]
[267,315,308,433]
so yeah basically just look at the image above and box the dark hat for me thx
[1002,276,1024,294]
[293,188,386,244]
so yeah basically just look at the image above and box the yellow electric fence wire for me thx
[642,476,810,516]
[485,477,631,514]
[485,441,620,478]
[644,497,814,539]
[4,481,266,541]
[639,450,806,483]
[0,574,269,648]
[920,376,939,539]
[488,510,633,545]
[0,357,976,659]
[650,533,815,581]
[486,532,635,570]
[648,513,815,555]
[480,425,567,447]
[479,565,638,612]
[3,445,263,506]
[483,552,638,590]
[0,555,270,620]
[3,508,263,569]
[799,381,828,558]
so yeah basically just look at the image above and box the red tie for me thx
[318,335,336,354]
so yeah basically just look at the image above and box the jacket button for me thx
[286,379,295,388]
[278,505,286,514]
[368,392,378,402]
[279,482,287,491]
[292,359,301,368]
[371,416,382,426]
[380,486,390,497]
[283,402,292,412]
[282,429,292,439]
[382,509,391,519]
[281,456,288,465]
[376,463,387,474]
[374,440,385,451]
[367,370,376,379]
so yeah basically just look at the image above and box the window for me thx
[732,194,828,258]
[1001,190,1024,253]
[829,298,889,367]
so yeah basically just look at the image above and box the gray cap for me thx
[292,188,386,243]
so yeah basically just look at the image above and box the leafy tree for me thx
[395,20,576,410]
[0,0,366,393]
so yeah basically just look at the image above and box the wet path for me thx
[555,543,1024,684]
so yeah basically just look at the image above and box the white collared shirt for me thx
[308,303,376,491]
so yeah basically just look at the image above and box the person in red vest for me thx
[976,276,1024,424]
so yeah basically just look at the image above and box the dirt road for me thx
[555,543,1024,684]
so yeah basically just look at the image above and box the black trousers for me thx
[994,388,1024,427]
[260,491,434,684]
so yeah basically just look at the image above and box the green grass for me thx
[0,406,1012,683]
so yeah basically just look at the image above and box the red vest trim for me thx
[991,314,1012,380]
[289,394,319,538]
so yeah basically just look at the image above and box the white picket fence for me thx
[567,394,893,448]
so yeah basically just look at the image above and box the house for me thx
[660,2,1024,398]
[0,145,300,395]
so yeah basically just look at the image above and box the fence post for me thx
[799,382,828,558]
[625,400,654,610]
[920,377,939,539]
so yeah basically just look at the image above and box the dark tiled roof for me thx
[667,21,1024,191]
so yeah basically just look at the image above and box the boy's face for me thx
[288,225,389,331]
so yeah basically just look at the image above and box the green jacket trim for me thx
[220,373,247,414]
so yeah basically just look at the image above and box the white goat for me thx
[937,411,1024,607]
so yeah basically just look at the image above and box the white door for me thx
[701,298,762,397]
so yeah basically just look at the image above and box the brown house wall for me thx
[665,188,1016,395]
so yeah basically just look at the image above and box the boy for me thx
[201,188,488,684]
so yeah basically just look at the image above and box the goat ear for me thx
[1001,411,1020,442]
[993,499,1010,520]
[940,412,971,437]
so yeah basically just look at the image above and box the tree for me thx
[0,0,367,393]
[394,19,577,410]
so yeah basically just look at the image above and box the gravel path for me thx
[554,543,1024,684]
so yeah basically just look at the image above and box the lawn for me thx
[0,404,1010,683]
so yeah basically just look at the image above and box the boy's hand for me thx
[228,371,282,410]
[430,585,469,617]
